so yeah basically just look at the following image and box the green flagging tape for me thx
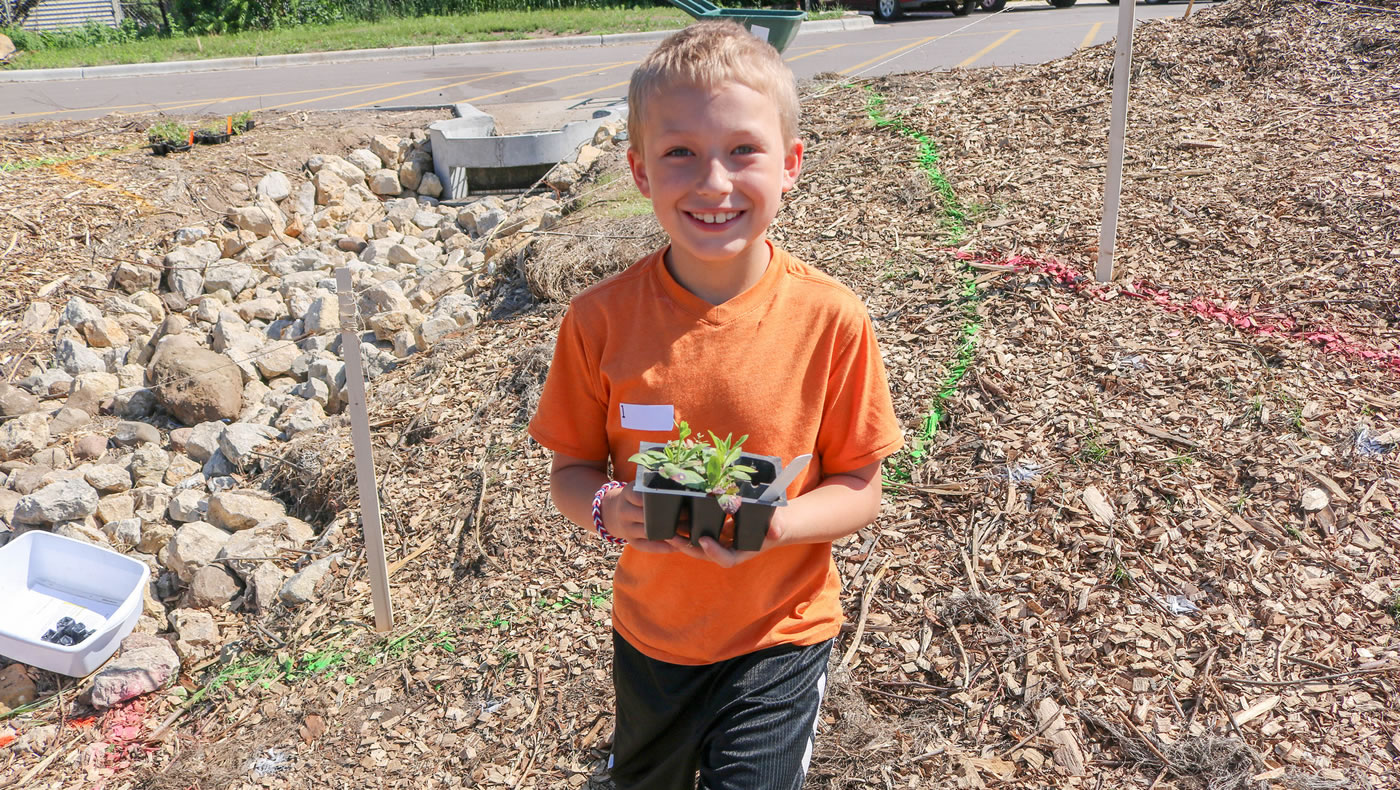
[863,88,982,481]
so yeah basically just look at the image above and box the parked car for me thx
[848,0,1080,17]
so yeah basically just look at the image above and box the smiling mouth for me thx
[686,210,743,225]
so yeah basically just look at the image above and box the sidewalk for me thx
[0,15,873,83]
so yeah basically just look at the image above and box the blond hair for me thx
[627,20,799,155]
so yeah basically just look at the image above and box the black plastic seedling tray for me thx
[632,443,790,552]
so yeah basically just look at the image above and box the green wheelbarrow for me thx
[667,0,807,54]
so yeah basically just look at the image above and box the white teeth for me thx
[693,211,740,224]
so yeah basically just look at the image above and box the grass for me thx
[1389,592,1400,626]
[2,6,847,69]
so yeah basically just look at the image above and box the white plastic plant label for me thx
[750,25,770,42]
[620,403,674,432]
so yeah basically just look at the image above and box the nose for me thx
[696,156,732,196]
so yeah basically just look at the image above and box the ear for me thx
[781,138,804,193]
[627,147,652,199]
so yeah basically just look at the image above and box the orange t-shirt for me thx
[528,243,902,665]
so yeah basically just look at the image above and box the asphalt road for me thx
[1,1,1193,125]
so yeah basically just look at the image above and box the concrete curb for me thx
[0,15,872,84]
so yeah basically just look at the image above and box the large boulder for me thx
[147,337,243,426]
[207,488,286,532]
[0,383,41,417]
[0,411,49,461]
[89,633,180,710]
[13,479,99,525]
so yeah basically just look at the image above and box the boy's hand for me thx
[665,510,787,568]
[601,485,683,554]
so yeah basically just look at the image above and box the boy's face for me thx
[627,80,803,276]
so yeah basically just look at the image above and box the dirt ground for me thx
[2,0,1399,788]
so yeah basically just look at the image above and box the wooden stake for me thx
[1095,0,1137,283]
[336,267,394,632]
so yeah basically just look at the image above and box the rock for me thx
[203,449,237,478]
[103,516,142,548]
[80,317,129,349]
[168,427,193,453]
[9,464,52,495]
[60,296,103,328]
[21,301,52,332]
[280,554,336,605]
[127,445,170,488]
[18,368,73,397]
[47,406,91,436]
[139,521,175,554]
[67,371,118,414]
[188,564,242,608]
[0,488,20,525]
[161,520,232,582]
[313,169,349,206]
[163,454,201,486]
[95,492,136,524]
[0,412,50,461]
[303,295,341,334]
[13,479,99,525]
[236,295,285,322]
[169,609,219,661]
[167,489,208,522]
[217,229,256,259]
[204,261,258,297]
[347,148,382,174]
[545,162,582,195]
[207,488,286,532]
[370,135,404,166]
[369,168,402,196]
[418,171,444,198]
[55,338,106,376]
[473,207,508,237]
[112,387,158,420]
[217,423,279,467]
[575,143,603,171]
[418,316,459,346]
[0,663,39,711]
[31,446,67,469]
[249,563,287,611]
[85,464,133,494]
[113,261,163,294]
[256,171,293,202]
[74,433,109,460]
[186,422,225,464]
[89,633,180,710]
[227,202,286,238]
[291,181,316,216]
[54,519,111,546]
[113,420,161,447]
[306,154,366,184]
[115,362,147,390]
[14,724,59,756]
[217,515,314,580]
[174,226,208,244]
[1301,487,1329,512]
[253,340,300,380]
[148,342,244,425]
[129,291,166,324]
[275,399,326,437]
[360,280,413,316]
[0,383,41,417]
[399,152,430,191]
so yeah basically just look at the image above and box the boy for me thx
[528,20,902,790]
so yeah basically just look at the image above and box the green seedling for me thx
[147,120,189,145]
[630,421,756,513]
[1387,593,1400,626]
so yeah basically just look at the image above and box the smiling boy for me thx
[528,20,902,790]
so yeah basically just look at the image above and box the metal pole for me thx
[336,267,394,632]
[1095,0,1138,283]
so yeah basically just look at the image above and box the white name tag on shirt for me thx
[619,403,675,432]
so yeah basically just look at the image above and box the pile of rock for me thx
[0,123,621,708]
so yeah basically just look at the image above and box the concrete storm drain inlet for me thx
[427,99,628,198]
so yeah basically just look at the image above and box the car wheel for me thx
[1106,0,1119,4]
[875,0,904,19]
[978,0,1007,10]
[953,0,974,14]
[1049,0,1076,6]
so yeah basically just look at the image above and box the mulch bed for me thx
[3,0,1398,788]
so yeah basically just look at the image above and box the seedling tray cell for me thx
[0,531,149,677]
[633,443,790,551]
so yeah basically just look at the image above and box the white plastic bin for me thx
[0,530,149,677]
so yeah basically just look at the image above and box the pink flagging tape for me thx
[956,250,1400,376]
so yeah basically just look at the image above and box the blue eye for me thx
[664,147,693,157]
[733,145,757,155]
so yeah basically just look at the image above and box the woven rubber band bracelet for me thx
[591,481,627,546]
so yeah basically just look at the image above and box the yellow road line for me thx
[347,60,633,109]
[560,79,629,101]
[956,29,1019,68]
[462,61,639,105]
[5,80,404,120]
[1079,21,1104,49]
[262,79,422,110]
[557,43,846,101]
[837,34,939,76]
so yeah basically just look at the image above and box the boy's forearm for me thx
[771,463,883,549]
[550,464,611,531]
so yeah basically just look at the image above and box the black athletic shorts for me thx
[610,630,833,790]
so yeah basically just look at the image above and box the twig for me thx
[1313,0,1400,13]
[1120,713,1172,769]
[1219,661,1398,688]
[838,556,890,671]
[14,735,79,785]
[999,712,1063,758]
